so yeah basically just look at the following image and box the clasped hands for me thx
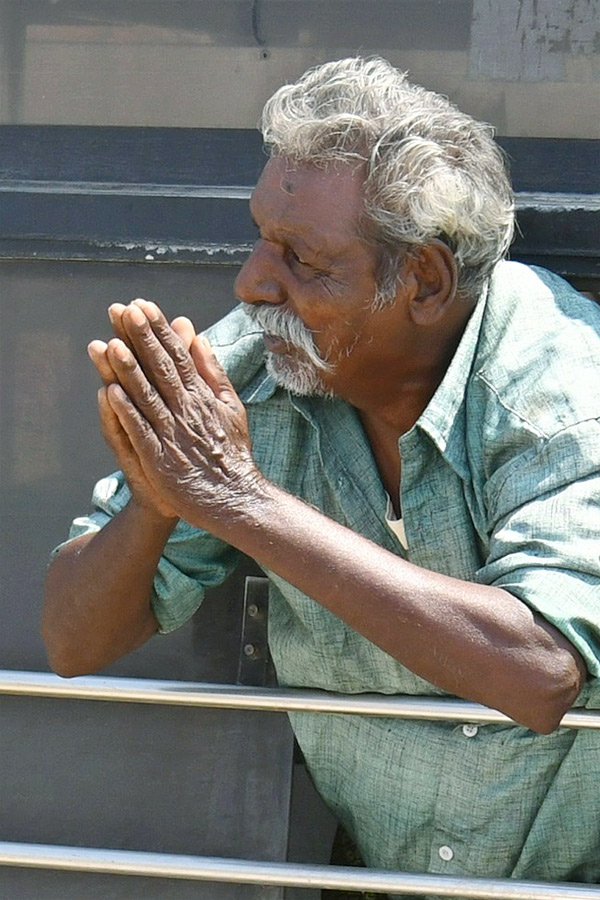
[88,299,260,528]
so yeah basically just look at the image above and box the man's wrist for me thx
[183,467,279,542]
[126,496,179,533]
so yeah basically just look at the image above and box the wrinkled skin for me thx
[88,300,263,527]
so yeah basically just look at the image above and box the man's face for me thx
[234,157,405,401]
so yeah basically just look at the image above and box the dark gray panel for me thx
[0,125,264,185]
[0,869,275,899]
[0,696,293,898]
[0,257,317,899]
[0,258,247,676]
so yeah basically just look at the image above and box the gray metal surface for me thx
[0,258,245,676]
[0,253,335,899]
[0,259,299,899]
[0,691,294,899]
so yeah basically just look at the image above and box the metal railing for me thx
[1,669,599,728]
[1,668,599,899]
[0,841,599,899]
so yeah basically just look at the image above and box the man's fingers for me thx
[106,337,174,436]
[89,302,139,386]
[104,300,241,420]
[98,385,126,448]
[88,340,117,385]
[98,385,138,468]
[190,334,242,410]
[105,381,163,464]
[122,301,201,396]
[108,303,133,347]
[171,316,196,351]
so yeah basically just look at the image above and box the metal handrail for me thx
[0,668,598,728]
[0,842,599,899]
[2,670,599,898]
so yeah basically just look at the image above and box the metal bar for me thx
[515,191,600,212]
[1,181,597,210]
[0,670,598,729]
[0,842,598,898]
[0,180,253,199]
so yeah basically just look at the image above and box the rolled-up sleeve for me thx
[477,418,600,677]
[51,470,241,634]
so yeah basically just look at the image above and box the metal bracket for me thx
[236,576,275,687]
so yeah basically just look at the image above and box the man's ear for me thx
[403,241,458,325]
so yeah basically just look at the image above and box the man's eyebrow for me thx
[289,231,331,262]
[250,214,334,262]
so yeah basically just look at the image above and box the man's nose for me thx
[234,240,287,307]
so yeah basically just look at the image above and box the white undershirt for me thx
[385,496,408,550]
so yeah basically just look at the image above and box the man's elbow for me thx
[44,650,92,680]
[42,555,110,677]
[41,621,96,679]
[46,659,87,679]
[41,600,105,678]
[522,652,586,735]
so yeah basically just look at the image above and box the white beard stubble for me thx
[243,304,334,398]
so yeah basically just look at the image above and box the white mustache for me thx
[243,304,331,372]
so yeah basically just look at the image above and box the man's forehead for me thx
[251,157,366,232]
[257,155,363,189]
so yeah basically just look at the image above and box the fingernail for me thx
[108,303,125,321]
[112,342,129,361]
[128,305,146,326]
[144,301,160,322]
[88,339,107,351]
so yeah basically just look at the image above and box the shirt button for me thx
[438,845,454,861]
[462,724,479,738]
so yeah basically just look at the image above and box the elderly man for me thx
[44,58,600,888]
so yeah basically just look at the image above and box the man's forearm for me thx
[204,479,585,733]
[42,500,175,676]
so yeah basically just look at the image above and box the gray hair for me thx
[260,57,515,300]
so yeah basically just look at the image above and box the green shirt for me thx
[63,261,600,891]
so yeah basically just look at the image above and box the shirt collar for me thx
[405,283,488,479]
